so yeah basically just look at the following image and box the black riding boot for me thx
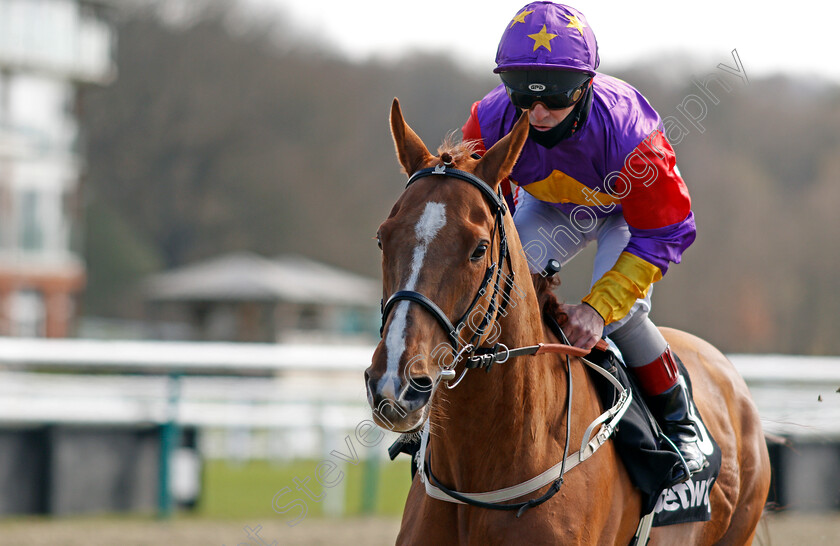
[630,347,708,485]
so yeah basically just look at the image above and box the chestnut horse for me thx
[364,98,770,545]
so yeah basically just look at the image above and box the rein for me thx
[467,338,610,369]
[379,163,631,516]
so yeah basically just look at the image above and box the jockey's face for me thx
[526,102,575,131]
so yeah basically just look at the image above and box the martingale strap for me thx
[417,355,632,508]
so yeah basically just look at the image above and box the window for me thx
[19,189,43,251]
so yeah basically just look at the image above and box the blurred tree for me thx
[83,201,164,317]
[80,1,840,355]
[81,2,494,297]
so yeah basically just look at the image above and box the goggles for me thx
[505,79,590,110]
[500,70,591,110]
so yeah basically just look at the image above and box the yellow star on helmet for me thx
[565,14,586,36]
[509,9,534,28]
[528,24,558,52]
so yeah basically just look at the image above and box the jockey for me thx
[461,1,707,482]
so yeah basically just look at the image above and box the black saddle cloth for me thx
[584,345,721,523]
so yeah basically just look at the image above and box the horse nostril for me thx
[401,375,434,411]
[408,375,434,393]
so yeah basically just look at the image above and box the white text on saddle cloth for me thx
[654,476,714,514]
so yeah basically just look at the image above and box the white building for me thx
[0,0,115,337]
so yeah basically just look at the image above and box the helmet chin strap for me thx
[528,84,594,149]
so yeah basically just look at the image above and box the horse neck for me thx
[444,213,562,419]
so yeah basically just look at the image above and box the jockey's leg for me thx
[593,215,707,484]
[608,314,709,483]
[512,190,596,272]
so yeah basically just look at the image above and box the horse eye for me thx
[471,243,488,261]
[375,234,382,250]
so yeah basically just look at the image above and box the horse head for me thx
[364,98,530,433]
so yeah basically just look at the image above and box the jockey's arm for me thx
[462,108,695,347]
[582,130,695,326]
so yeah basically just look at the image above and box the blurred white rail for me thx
[0,339,838,446]
[0,338,381,459]
[0,337,374,374]
[728,354,840,439]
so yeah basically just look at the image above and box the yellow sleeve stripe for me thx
[582,252,663,325]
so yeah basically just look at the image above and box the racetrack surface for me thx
[0,512,837,545]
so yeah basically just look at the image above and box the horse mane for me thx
[436,133,482,165]
[531,273,568,328]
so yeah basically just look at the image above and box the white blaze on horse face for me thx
[380,202,447,400]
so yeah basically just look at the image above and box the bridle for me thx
[379,161,515,383]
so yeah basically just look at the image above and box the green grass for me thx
[199,458,413,519]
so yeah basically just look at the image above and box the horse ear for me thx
[474,112,530,189]
[390,98,433,175]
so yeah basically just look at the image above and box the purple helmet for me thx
[494,2,599,75]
